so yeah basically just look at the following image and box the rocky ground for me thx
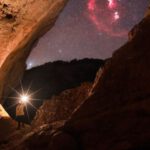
[0,117,31,149]
[0,82,92,150]
[0,117,17,140]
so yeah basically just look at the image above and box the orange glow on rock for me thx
[0,105,9,118]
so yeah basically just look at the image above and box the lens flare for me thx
[20,95,29,103]
[7,81,41,120]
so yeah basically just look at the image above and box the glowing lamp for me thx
[20,94,29,103]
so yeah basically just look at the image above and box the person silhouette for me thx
[16,101,25,130]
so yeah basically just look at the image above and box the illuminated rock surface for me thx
[0,0,68,103]
[0,105,9,117]
[32,83,92,128]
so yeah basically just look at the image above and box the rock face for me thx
[53,15,150,150]
[0,0,68,104]
[32,83,92,128]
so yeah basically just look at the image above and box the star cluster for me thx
[27,0,149,68]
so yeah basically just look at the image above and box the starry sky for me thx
[27,0,149,69]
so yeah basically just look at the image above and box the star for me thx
[58,49,63,54]
[27,62,33,69]
[114,11,120,21]
[108,0,116,9]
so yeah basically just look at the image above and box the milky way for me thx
[27,0,149,69]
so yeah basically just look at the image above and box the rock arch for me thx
[0,0,68,104]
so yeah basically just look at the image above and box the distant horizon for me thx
[27,57,106,69]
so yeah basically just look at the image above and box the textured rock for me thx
[89,67,104,96]
[47,13,150,150]
[0,120,66,150]
[8,14,150,150]
[0,0,68,104]
[32,83,92,128]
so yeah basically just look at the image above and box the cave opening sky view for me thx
[27,0,149,68]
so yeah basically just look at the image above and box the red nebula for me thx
[88,0,95,11]
[87,0,128,37]
[108,0,117,9]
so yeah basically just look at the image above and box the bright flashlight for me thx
[20,94,29,103]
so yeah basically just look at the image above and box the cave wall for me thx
[0,0,69,104]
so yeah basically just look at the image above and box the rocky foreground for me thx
[0,82,92,149]
[0,117,17,140]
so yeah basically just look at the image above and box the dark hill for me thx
[3,58,104,123]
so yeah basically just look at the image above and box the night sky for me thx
[27,0,149,69]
